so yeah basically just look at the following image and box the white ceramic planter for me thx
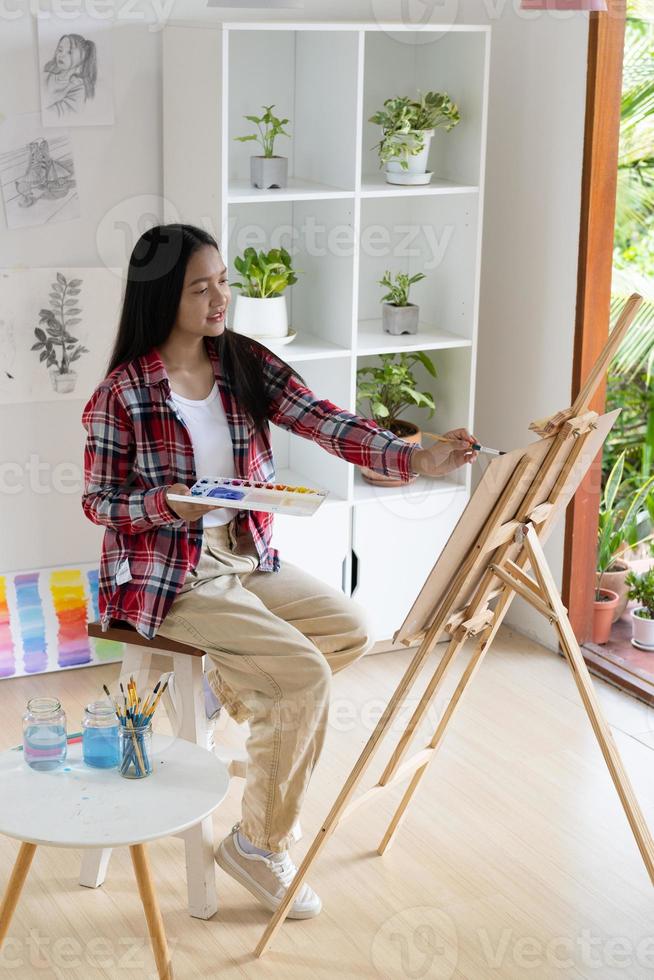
[385,129,434,176]
[631,608,654,651]
[232,294,288,339]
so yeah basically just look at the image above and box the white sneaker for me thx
[215,823,321,919]
[164,671,217,753]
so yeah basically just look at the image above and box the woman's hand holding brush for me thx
[411,428,479,478]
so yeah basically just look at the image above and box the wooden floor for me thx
[2,626,654,979]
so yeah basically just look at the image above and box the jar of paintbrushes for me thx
[102,676,169,779]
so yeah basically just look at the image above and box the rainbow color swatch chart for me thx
[168,477,329,518]
[0,563,124,679]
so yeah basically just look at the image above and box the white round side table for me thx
[0,734,229,980]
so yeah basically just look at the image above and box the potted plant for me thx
[378,269,426,335]
[234,104,291,190]
[369,90,460,186]
[356,351,436,487]
[30,273,88,394]
[626,568,654,651]
[593,451,654,641]
[229,246,298,340]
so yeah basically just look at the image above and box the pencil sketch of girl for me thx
[43,34,97,119]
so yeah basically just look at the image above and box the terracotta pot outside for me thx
[360,421,421,487]
[591,588,619,645]
[599,561,630,623]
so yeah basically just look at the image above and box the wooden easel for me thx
[255,294,652,957]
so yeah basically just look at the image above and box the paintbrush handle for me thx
[421,432,504,457]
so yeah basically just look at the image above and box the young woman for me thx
[81,224,476,920]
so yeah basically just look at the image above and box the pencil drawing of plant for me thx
[31,272,88,394]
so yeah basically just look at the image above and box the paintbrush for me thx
[423,432,505,457]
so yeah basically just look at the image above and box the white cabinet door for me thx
[270,501,350,593]
[352,491,468,644]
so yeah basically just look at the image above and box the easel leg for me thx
[378,631,468,787]
[378,583,520,853]
[525,526,654,885]
[254,629,443,957]
[0,843,36,948]
[378,629,491,854]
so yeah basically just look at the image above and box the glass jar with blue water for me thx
[22,697,67,771]
[82,699,120,768]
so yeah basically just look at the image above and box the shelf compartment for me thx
[226,198,356,352]
[361,28,488,189]
[358,195,479,345]
[227,29,359,193]
[354,346,475,482]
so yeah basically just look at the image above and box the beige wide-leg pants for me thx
[156,517,374,853]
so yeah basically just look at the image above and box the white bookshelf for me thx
[163,21,490,643]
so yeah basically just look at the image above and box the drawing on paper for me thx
[0,266,122,404]
[42,34,97,119]
[38,16,115,127]
[15,136,75,208]
[0,114,79,229]
[31,272,89,396]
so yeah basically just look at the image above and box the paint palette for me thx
[167,477,329,517]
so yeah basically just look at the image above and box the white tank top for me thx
[170,381,236,527]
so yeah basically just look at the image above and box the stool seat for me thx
[88,620,204,657]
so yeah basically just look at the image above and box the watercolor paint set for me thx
[167,477,329,517]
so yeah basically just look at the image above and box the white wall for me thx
[0,17,161,570]
[0,1,589,651]
[461,3,588,647]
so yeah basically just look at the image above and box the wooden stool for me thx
[80,620,246,920]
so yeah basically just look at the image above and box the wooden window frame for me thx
[563,0,627,641]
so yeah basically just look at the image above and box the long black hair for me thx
[106,223,305,432]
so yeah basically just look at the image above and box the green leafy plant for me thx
[369,90,460,170]
[378,270,426,307]
[603,368,654,496]
[601,9,654,543]
[30,272,88,374]
[596,450,654,598]
[626,567,654,619]
[356,351,437,433]
[233,104,291,158]
[229,247,298,298]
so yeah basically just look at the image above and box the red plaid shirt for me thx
[82,339,420,639]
